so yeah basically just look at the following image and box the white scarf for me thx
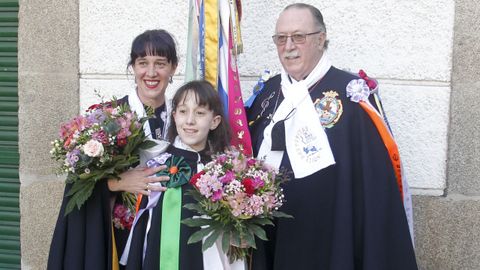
[257,51,335,178]
[128,88,172,140]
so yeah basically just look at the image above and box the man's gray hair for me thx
[284,3,329,49]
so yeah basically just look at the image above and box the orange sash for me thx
[359,101,403,201]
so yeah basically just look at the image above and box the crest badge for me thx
[313,90,343,128]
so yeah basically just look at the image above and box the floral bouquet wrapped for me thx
[182,149,291,263]
[50,98,155,215]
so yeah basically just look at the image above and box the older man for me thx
[247,3,417,270]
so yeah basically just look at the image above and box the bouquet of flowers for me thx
[50,98,155,215]
[182,149,291,263]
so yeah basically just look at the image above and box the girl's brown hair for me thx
[168,80,231,154]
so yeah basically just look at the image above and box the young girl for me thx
[122,80,231,270]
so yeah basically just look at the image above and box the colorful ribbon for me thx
[119,155,191,267]
[157,156,191,270]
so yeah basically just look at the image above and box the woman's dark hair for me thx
[168,80,231,154]
[128,29,178,67]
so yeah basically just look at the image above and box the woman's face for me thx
[133,55,177,108]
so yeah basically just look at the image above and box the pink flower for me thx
[83,139,104,157]
[252,177,265,189]
[92,130,108,144]
[216,154,227,164]
[211,190,223,202]
[246,158,257,167]
[232,157,247,173]
[220,171,235,184]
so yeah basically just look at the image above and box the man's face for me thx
[274,8,326,81]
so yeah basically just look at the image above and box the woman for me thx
[48,29,178,270]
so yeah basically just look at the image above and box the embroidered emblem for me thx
[294,127,322,164]
[314,91,343,128]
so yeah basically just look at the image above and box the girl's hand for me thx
[107,166,170,195]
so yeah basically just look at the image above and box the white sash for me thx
[127,88,172,140]
[258,52,335,178]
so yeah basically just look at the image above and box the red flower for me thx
[358,69,378,90]
[117,138,127,146]
[87,103,102,112]
[190,171,205,188]
[242,178,255,195]
[366,79,377,90]
[358,69,367,78]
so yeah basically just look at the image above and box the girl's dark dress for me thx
[124,145,209,270]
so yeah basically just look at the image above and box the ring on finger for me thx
[146,183,150,190]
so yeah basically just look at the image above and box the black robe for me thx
[247,67,418,270]
[124,145,208,270]
[47,95,167,270]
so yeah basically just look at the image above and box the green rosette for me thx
[156,156,191,188]
[158,155,191,270]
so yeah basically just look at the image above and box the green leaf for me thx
[188,226,215,244]
[64,180,96,215]
[231,230,241,247]
[202,228,222,252]
[243,230,256,249]
[104,121,120,134]
[251,217,274,226]
[272,211,293,219]
[138,140,158,150]
[221,230,231,253]
[183,203,205,213]
[66,172,79,184]
[181,217,213,227]
[248,223,268,241]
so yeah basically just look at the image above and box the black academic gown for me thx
[124,145,208,270]
[247,67,418,270]
[48,95,167,270]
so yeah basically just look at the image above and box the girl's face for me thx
[133,55,176,108]
[173,91,221,151]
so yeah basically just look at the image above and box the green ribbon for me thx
[158,156,191,270]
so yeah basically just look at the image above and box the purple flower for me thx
[220,170,235,184]
[216,154,227,164]
[66,149,80,167]
[211,190,223,202]
[252,177,265,189]
[87,109,107,124]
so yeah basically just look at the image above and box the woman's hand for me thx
[107,166,170,195]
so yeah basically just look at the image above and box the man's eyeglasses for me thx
[272,31,322,45]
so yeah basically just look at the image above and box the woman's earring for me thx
[169,76,173,84]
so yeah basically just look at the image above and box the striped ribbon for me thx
[188,0,252,155]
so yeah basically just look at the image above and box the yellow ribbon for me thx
[204,0,219,89]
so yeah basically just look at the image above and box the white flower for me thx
[83,139,104,157]
[346,79,370,103]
